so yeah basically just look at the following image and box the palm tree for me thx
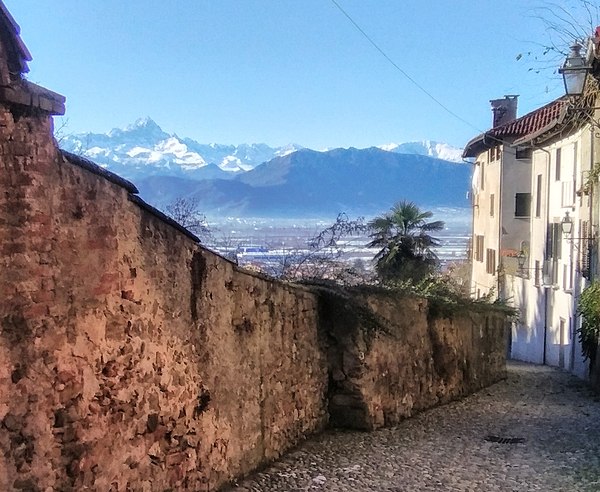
[367,201,445,282]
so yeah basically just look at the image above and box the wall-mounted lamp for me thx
[561,211,573,235]
[559,43,590,97]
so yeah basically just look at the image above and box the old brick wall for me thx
[0,106,328,491]
[320,289,507,430]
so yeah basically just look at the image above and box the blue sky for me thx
[5,1,583,149]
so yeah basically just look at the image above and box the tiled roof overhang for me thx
[0,0,31,77]
[462,97,568,158]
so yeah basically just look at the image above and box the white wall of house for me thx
[505,129,591,378]
[471,142,534,300]
[504,274,545,363]
[500,146,533,254]
[471,146,502,298]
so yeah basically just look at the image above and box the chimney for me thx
[490,95,518,128]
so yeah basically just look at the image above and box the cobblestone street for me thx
[226,362,600,491]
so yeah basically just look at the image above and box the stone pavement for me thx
[225,362,600,491]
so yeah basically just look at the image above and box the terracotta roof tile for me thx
[489,97,567,138]
[463,96,568,157]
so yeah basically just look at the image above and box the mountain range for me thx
[60,117,304,180]
[60,118,470,217]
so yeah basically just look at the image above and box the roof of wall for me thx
[0,1,65,115]
[0,0,31,78]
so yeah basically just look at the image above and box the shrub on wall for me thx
[577,282,600,364]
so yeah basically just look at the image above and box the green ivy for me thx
[583,162,600,195]
[577,282,600,363]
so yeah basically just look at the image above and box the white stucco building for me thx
[464,91,598,378]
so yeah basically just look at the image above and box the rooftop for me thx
[463,97,568,158]
[0,0,31,79]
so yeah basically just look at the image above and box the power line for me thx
[329,0,485,134]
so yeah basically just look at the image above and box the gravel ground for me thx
[224,361,600,491]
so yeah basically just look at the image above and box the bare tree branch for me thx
[165,197,212,240]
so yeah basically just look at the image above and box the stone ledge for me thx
[61,150,139,194]
[0,80,65,115]
[128,194,202,244]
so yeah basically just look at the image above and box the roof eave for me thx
[462,134,486,158]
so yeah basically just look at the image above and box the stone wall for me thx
[320,288,507,430]
[0,106,328,491]
[0,105,508,491]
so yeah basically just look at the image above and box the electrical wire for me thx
[329,0,574,156]
[329,0,485,134]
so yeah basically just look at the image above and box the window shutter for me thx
[581,220,590,277]
[554,223,562,260]
[546,224,553,260]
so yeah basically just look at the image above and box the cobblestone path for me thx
[226,362,600,491]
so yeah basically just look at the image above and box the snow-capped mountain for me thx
[60,117,303,181]
[59,118,466,184]
[378,141,464,163]
[58,118,470,217]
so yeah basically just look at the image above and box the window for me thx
[490,194,495,217]
[545,222,562,286]
[474,235,484,262]
[545,223,562,260]
[489,146,501,162]
[563,263,573,291]
[535,174,542,218]
[559,318,566,368]
[534,260,541,287]
[555,147,562,181]
[580,220,590,278]
[486,248,496,274]
[561,181,574,207]
[542,259,556,286]
[480,162,485,191]
[515,193,531,217]
[516,147,532,160]
[573,142,578,201]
